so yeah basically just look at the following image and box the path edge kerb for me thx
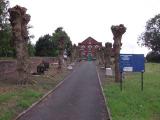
[96,66,112,120]
[14,67,77,120]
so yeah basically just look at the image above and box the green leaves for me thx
[0,0,15,57]
[52,27,71,50]
[35,34,54,57]
[35,27,72,57]
[138,14,160,52]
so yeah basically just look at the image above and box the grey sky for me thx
[10,0,160,55]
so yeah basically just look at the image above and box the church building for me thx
[78,37,102,60]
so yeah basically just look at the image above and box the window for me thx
[81,45,85,49]
[95,45,99,48]
[88,45,92,51]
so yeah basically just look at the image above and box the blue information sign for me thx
[120,54,145,72]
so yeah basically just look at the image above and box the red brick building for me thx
[78,37,102,59]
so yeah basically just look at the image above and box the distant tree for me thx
[72,44,78,60]
[28,41,35,56]
[104,42,112,68]
[66,40,72,62]
[52,27,71,53]
[138,14,160,52]
[0,0,9,28]
[52,27,72,68]
[0,24,14,57]
[146,51,160,63]
[35,34,56,57]
[66,40,72,56]
[0,0,14,57]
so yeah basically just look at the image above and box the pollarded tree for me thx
[52,27,71,50]
[9,5,31,84]
[52,27,71,69]
[138,14,160,52]
[104,42,112,68]
[66,40,72,63]
[72,44,78,61]
[111,24,126,82]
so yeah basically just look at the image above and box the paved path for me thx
[17,61,109,120]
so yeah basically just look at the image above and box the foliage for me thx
[138,14,160,52]
[35,27,72,57]
[0,1,35,57]
[104,63,160,120]
[66,40,72,57]
[27,41,35,56]
[146,51,160,63]
[35,34,57,57]
[52,27,72,55]
[0,0,14,57]
[0,25,14,57]
[0,0,9,28]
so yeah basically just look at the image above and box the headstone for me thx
[105,68,113,76]
[71,63,75,66]
[67,65,73,70]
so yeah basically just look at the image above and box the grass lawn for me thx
[103,63,160,120]
[0,67,70,120]
[0,57,14,60]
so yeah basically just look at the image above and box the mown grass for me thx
[0,93,15,103]
[16,89,43,109]
[0,88,44,120]
[0,57,14,60]
[0,67,70,120]
[104,63,160,120]
[0,111,14,120]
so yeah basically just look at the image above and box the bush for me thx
[146,51,160,63]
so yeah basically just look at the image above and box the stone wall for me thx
[0,57,57,83]
[0,60,18,83]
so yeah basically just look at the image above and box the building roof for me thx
[78,37,102,46]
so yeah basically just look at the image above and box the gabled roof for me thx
[79,37,102,46]
[82,37,97,44]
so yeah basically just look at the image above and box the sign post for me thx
[141,72,144,91]
[120,72,123,91]
[120,54,145,91]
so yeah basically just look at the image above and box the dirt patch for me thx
[0,87,17,94]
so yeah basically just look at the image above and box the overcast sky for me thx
[10,0,160,55]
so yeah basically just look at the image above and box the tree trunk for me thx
[111,24,126,82]
[9,5,31,84]
[114,53,120,82]
[58,50,63,69]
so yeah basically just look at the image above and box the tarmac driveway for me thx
[17,61,109,120]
